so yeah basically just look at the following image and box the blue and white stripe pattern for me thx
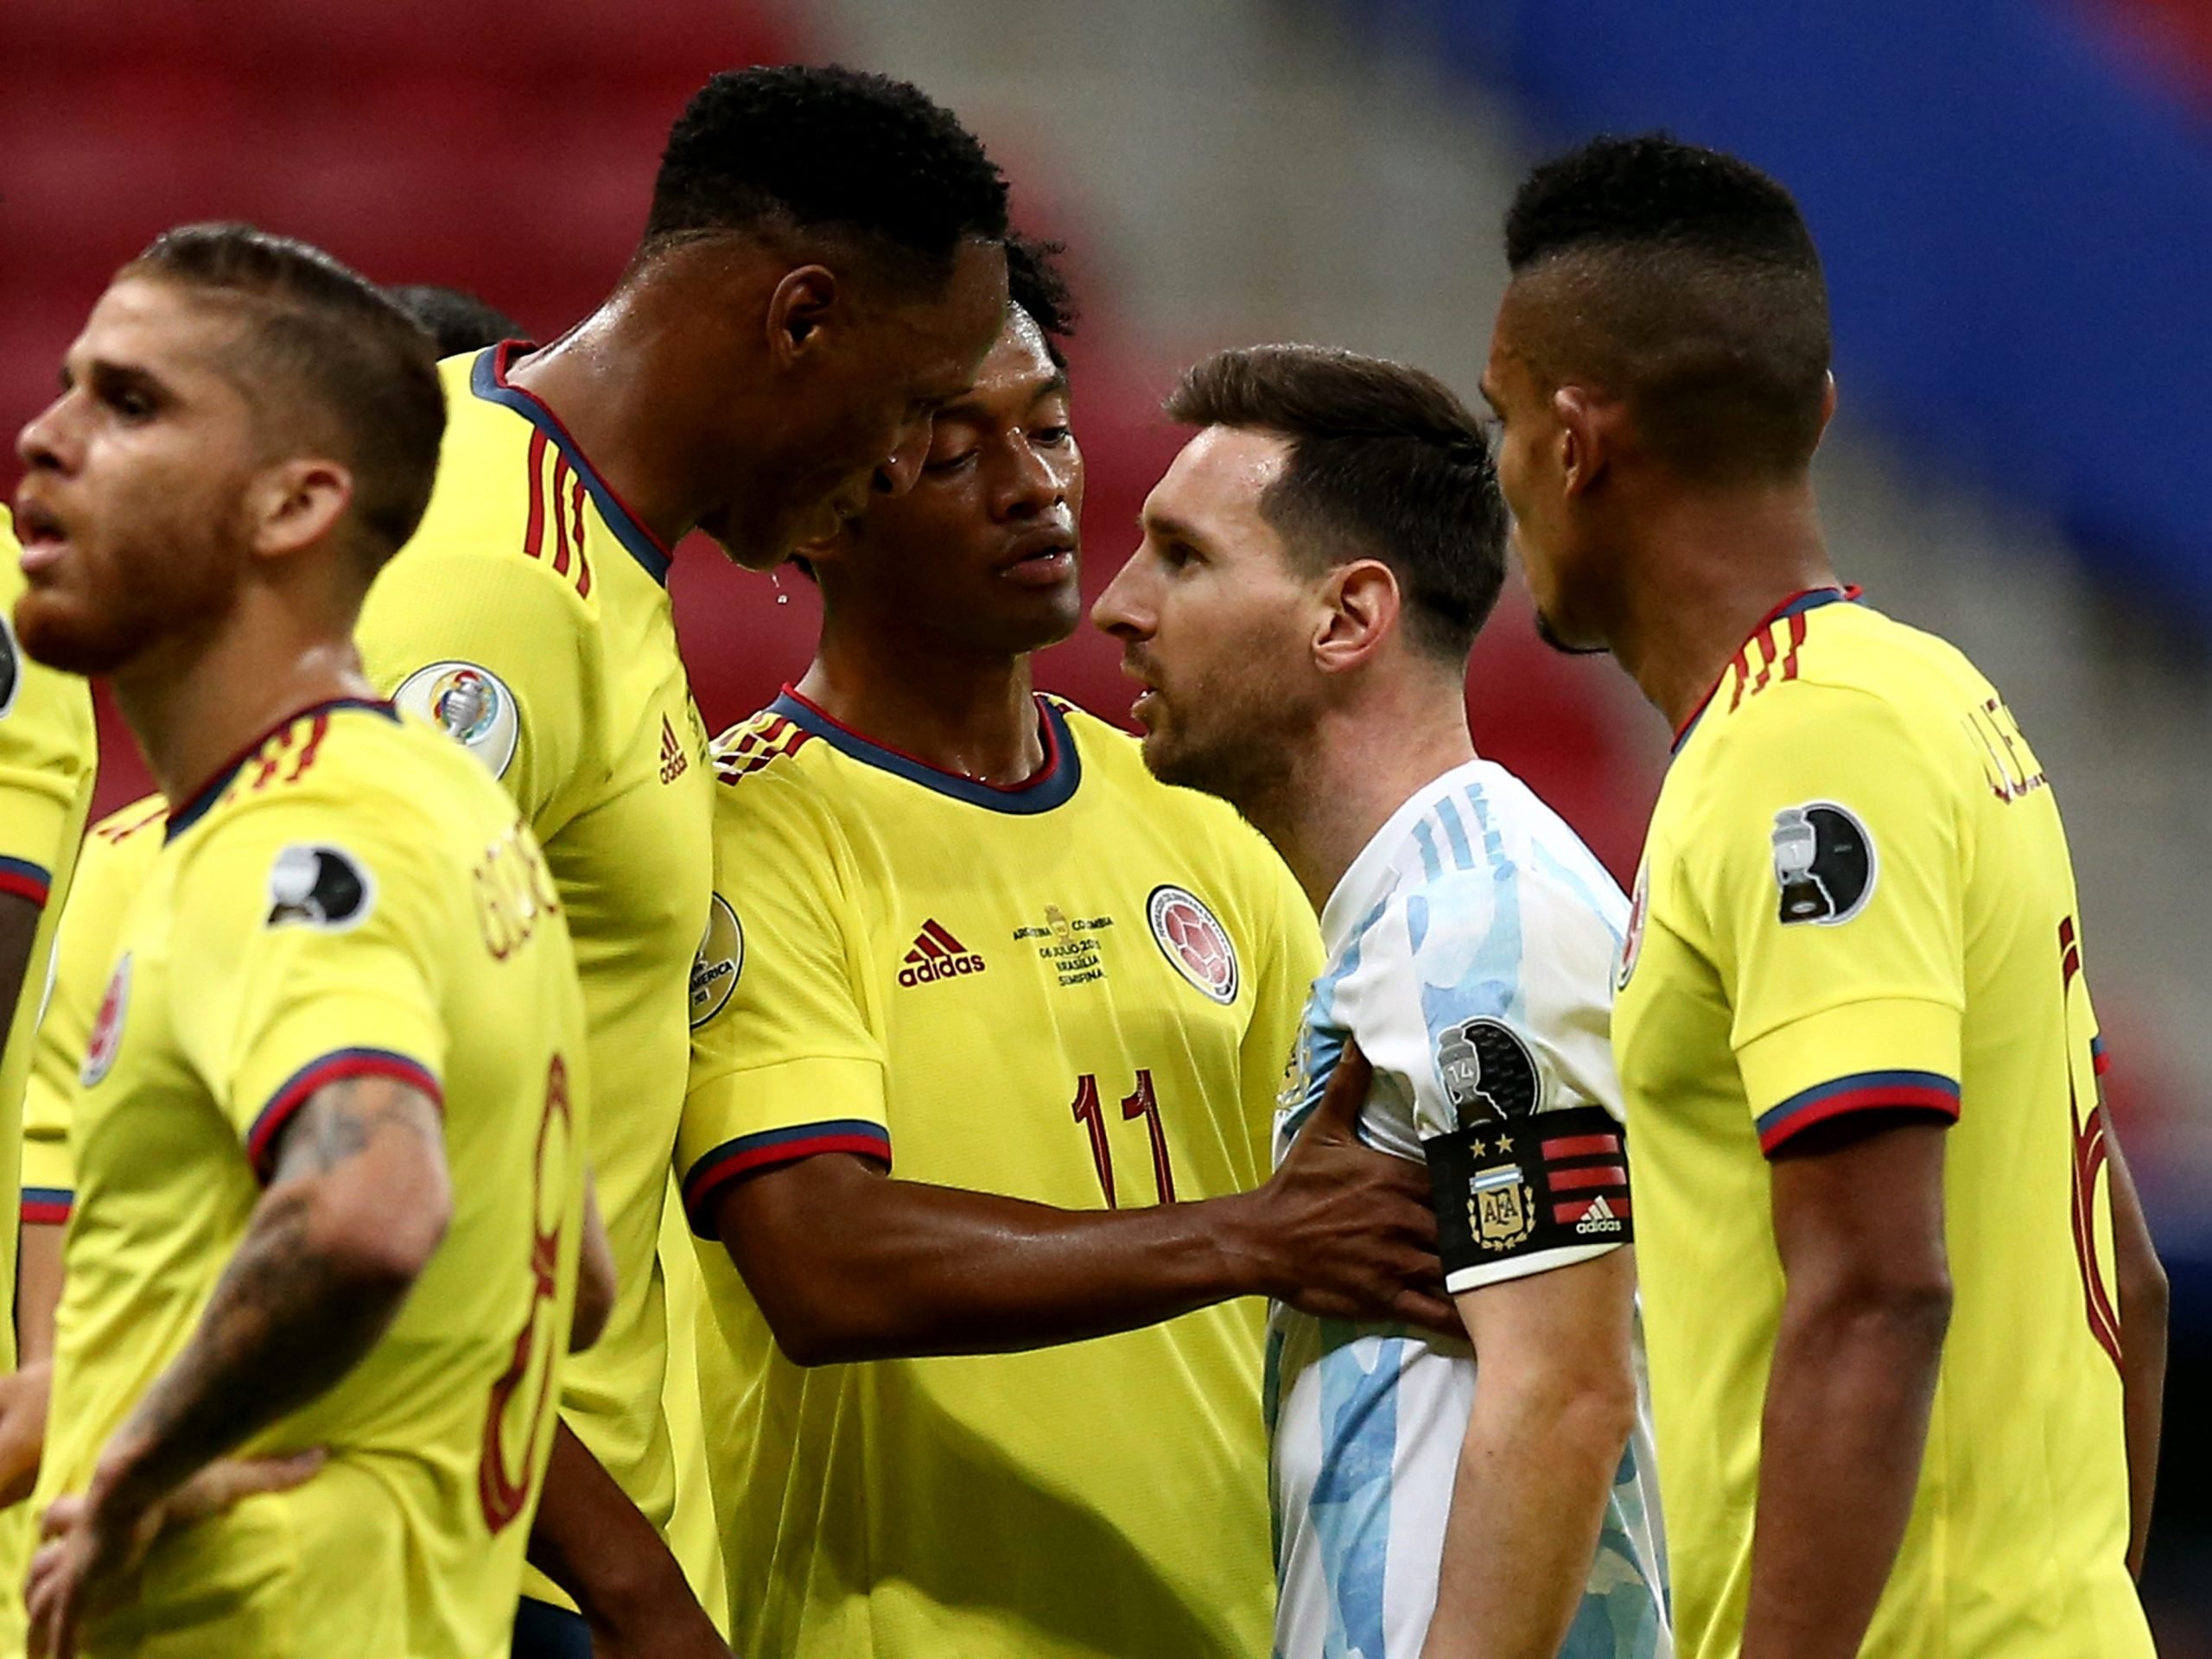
[1269,760,1669,1659]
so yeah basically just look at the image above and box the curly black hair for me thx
[1005,234,1077,367]
[647,65,1007,286]
[1503,133,1831,482]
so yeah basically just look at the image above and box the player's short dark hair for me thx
[125,224,444,568]
[385,283,524,358]
[1006,234,1076,369]
[1503,132,1830,483]
[1167,346,1505,662]
[646,65,1008,292]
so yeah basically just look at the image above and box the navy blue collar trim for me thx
[167,698,398,842]
[469,342,675,587]
[769,690,1083,814]
[1671,586,1861,754]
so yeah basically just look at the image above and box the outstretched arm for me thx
[1421,1249,1638,1659]
[718,1046,1452,1368]
[27,1077,448,1655]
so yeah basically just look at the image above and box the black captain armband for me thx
[1426,1103,1632,1288]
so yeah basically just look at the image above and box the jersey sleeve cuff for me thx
[0,855,53,906]
[21,1186,71,1226]
[245,1047,443,1181]
[1755,1070,1961,1155]
[681,1119,892,1238]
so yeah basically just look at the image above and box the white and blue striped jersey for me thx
[1268,759,1669,1659]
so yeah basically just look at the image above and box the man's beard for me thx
[1533,606,1611,658]
[1141,685,1311,823]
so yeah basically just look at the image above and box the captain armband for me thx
[1426,1103,1632,1290]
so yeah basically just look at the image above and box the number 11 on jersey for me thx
[1071,1070,1176,1208]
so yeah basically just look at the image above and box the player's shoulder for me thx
[173,699,507,877]
[386,348,601,614]
[1356,760,1625,951]
[1691,592,1992,762]
[709,701,829,793]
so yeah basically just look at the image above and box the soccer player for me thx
[1480,134,2164,1657]
[0,508,99,1658]
[0,279,539,1633]
[351,67,1011,1656]
[12,225,599,1657]
[679,242,1450,1657]
[1094,346,1668,1659]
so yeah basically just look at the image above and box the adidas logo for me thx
[899,919,986,987]
[658,715,689,785]
[1574,1194,1624,1236]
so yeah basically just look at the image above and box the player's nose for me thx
[874,429,930,498]
[1090,553,1151,640]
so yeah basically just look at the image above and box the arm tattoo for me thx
[95,1078,444,1512]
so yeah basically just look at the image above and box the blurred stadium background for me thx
[8,0,2209,1643]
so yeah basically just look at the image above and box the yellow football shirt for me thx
[19,793,166,1233]
[0,506,99,1363]
[680,690,1320,1659]
[355,345,717,1607]
[1611,588,2154,1656]
[35,700,588,1659]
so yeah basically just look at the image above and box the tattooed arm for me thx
[28,1076,448,1655]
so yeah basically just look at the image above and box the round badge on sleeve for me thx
[689,893,744,1027]
[1770,801,1877,926]
[0,611,21,719]
[395,660,520,779]
[1618,860,1649,991]
[81,953,132,1087]
[1148,884,1239,1004]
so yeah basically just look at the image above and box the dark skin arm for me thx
[524,1423,729,1659]
[719,1045,1452,1369]
[2104,1114,2166,1578]
[1739,1114,1954,1659]
[0,890,42,1057]
[28,1076,451,1657]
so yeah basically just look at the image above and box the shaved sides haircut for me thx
[1503,133,1831,484]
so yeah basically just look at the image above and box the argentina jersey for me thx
[1268,759,1669,1659]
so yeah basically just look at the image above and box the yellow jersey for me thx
[36,701,588,1659]
[356,345,717,1605]
[19,793,166,1233]
[1611,588,2154,1657]
[680,690,1321,1659]
[0,505,99,1363]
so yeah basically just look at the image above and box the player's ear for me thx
[1815,371,1838,443]
[247,456,353,563]
[1313,559,1400,676]
[766,266,842,366]
[1554,386,1614,499]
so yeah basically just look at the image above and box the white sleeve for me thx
[1342,864,1635,1294]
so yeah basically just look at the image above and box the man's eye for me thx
[1034,425,1072,447]
[110,390,155,420]
[924,449,978,475]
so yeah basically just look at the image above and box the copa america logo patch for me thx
[267,844,375,932]
[1771,801,1877,926]
[690,893,744,1028]
[80,953,131,1087]
[1147,884,1238,1004]
[395,660,520,779]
